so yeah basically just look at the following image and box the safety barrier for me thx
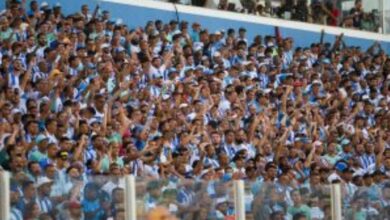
[1,173,349,220]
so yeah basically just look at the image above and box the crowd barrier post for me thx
[124,175,137,220]
[331,184,342,220]
[234,180,246,220]
[0,171,10,220]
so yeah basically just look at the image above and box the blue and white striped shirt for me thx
[36,196,53,213]
[177,188,195,206]
[84,145,97,163]
[10,206,23,220]
[358,153,376,170]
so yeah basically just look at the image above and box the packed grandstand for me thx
[0,0,389,220]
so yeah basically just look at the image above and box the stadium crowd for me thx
[165,0,381,33]
[0,0,389,219]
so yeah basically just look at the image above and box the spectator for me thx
[58,200,84,220]
[310,1,326,25]
[349,0,364,29]
[278,0,295,20]
[35,177,54,214]
[191,0,207,7]
[218,0,229,11]
[23,202,41,220]
[241,0,256,14]
[82,182,105,220]
[361,12,377,32]
[10,182,23,220]
[324,1,340,27]
[292,0,309,22]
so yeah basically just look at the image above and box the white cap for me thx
[11,108,21,114]
[101,43,110,49]
[327,173,341,183]
[193,42,204,51]
[352,169,365,177]
[115,18,123,26]
[312,80,322,86]
[173,30,182,35]
[199,169,212,178]
[39,96,50,104]
[243,60,252,66]
[213,51,221,57]
[194,45,203,52]
[80,103,87,109]
[40,2,49,8]
[300,55,308,60]
[179,103,189,108]
[162,94,170,100]
[88,118,101,126]
[313,141,322,147]
[35,177,53,188]
[115,47,125,53]
[186,112,196,121]
[262,88,272,94]
[216,197,227,205]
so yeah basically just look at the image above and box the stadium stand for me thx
[0,0,389,219]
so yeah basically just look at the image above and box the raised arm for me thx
[281,86,293,114]
[304,143,317,168]
[376,131,385,168]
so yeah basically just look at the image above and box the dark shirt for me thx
[350,8,364,28]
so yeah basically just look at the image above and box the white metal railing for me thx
[0,173,373,220]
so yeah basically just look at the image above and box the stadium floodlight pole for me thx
[331,184,342,220]
[234,180,246,220]
[124,175,137,220]
[0,171,10,220]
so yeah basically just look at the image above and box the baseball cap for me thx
[56,150,69,159]
[35,177,53,188]
[35,134,49,144]
[216,197,228,205]
[335,160,349,172]
[340,139,351,146]
[40,2,49,8]
[88,118,101,126]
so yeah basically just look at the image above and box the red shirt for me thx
[328,9,340,26]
